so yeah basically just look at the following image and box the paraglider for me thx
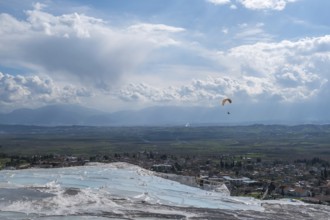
[221,98,232,106]
[221,98,232,115]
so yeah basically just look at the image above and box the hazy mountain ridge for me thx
[0,105,104,126]
[0,104,328,126]
[0,105,222,126]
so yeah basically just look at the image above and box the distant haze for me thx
[0,104,328,126]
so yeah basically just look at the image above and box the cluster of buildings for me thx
[147,153,330,205]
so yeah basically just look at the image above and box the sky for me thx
[0,0,330,122]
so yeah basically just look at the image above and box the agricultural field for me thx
[0,124,330,161]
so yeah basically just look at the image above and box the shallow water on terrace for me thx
[1,162,314,219]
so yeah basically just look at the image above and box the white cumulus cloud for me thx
[0,72,90,111]
[116,35,330,106]
[219,35,330,101]
[207,0,231,5]
[238,0,297,11]
[207,0,297,10]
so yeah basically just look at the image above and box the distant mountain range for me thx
[0,104,265,126]
[0,105,105,126]
[0,105,224,126]
[0,104,328,126]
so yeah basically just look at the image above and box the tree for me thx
[325,168,328,179]
[160,154,167,160]
[322,168,328,180]
[220,160,224,169]
[236,161,242,168]
[174,162,182,172]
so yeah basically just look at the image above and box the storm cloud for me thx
[0,5,182,89]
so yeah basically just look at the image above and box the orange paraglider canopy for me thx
[221,98,232,106]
